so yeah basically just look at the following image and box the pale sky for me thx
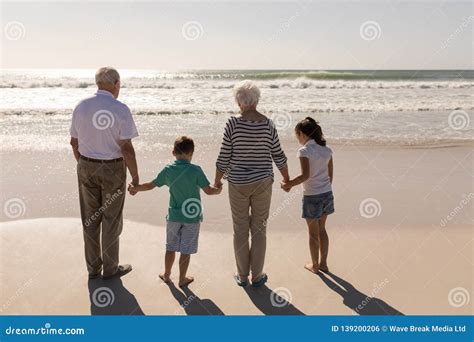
[1,0,472,70]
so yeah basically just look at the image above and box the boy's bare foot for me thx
[179,276,194,287]
[319,264,329,273]
[304,263,320,274]
[159,273,171,283]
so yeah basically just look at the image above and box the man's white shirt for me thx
[70,90,138,160]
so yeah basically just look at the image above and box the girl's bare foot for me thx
[304,263,320,274]
[159,273,171,283]
[179,276,194,287]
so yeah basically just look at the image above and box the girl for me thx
[281,117,334,274]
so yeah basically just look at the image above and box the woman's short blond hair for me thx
[95,67,120,87]
[233,80,261,107]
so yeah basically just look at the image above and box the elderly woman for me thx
[214,80,289,287]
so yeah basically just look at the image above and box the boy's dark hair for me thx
[174,136,195,155]
[294,117,326,146]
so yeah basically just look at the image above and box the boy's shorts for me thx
[166,221,200,254]
[302,191,335,220]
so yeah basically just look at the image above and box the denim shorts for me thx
[302,191,335,219]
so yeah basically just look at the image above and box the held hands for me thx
[128,174,140,196]
[213,185,223,195]
[214,179,223,189]
[203,182,223,195]
[212,181,223,195]
[280,179,292,192]
[128,183,139,196]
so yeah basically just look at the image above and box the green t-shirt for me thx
[153,159,210,223]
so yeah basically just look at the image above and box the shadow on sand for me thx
[244,285,305,315]
[318,272,403,315]
[167,282,225,315]
[88,278,145,315]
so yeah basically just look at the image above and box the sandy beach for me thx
[1,137,472,315]
[1,3,473,342]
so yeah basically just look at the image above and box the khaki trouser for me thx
[228,177,273,280]
[77,158,126,277]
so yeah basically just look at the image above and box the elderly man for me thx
[70,67,139,280]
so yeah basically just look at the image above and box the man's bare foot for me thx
[304,263,320,274]
[179,276,194,287]
[159,273,171,283]
[319,263,329,273]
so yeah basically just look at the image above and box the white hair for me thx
[95,67,120,87]
[233,80,261,107]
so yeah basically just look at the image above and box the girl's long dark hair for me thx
[295,117,326,146]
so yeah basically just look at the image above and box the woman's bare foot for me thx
[319,263,329,273]
[159,273,171,283]
[304,263,320,274]
[179,276,194,287]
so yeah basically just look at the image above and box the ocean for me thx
[0,69,472,151]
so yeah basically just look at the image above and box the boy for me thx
[128,136,221,287]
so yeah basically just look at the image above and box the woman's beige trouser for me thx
[228,177,273,280]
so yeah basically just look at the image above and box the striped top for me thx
[216,116,288,185]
